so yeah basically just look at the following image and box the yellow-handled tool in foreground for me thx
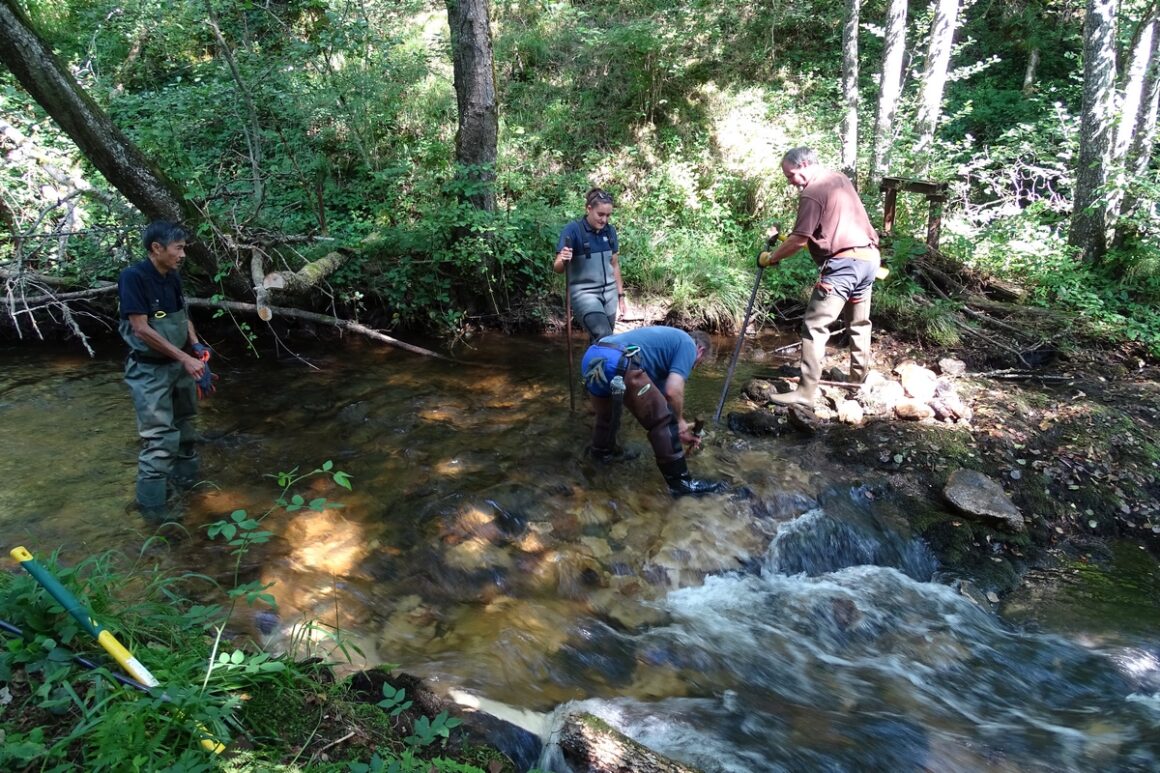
[10,546,226,754]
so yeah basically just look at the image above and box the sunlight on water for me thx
[2,336,1158,772]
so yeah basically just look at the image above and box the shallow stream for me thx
[1,334,1157,772]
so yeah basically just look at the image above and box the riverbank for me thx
[727,325,1160,602]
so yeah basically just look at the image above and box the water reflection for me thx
[2,335,1157,772]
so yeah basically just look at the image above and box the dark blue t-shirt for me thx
[118,259,185,319]
[599,326,696,388]
[556,218,618,258]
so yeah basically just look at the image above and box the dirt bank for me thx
[729,329,1160,596]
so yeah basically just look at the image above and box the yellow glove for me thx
[757,251,777,268]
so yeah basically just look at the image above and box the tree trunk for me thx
[1068,0,1119,263]
[869,0,909,189]
[1127,21,1160,178]
[840,0,862,184]
[0,0,215,275]
[1107,5,1158,226]
[913,0,962,170]
[1115,6,1160,247]
[1022,47,1041,94]
[204,0,265,221]
[557,713,702,773]
[446,0,498,215]
[183,297,466,362]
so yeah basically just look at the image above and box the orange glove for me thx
[191,343,217,398]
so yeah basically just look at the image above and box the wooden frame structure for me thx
[879,177,950,249]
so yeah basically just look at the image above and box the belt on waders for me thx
[829,245,880,261]
[584,342,641,442]
[817,245,886,296]
[128,351,173,365]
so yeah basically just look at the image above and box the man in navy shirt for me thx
[581,326,725,496]
[118,221,209,523]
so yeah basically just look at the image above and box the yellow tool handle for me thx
[96,630,160,688]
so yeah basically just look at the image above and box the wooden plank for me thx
[880,176,948,196]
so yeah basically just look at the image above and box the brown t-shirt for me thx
[790,169,879,264]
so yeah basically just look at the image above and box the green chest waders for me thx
[120,309,198,521]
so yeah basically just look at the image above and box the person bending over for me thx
[581,326,724,497]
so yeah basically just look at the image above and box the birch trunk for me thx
[914,0,962,170]
[840,0,862,184]
[869,0,909,189]
[1022,47,1041,94]
[1115,5,1160,247]
[1068,0,1119,263]
[1107,5,1158,225]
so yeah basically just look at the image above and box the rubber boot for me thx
[659,458,726,497]
[169,455,200,492]
[769,293,846,407]
[136,478,177,524]
[847,291,873,384]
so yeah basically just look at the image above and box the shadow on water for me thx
[2,334,1158,772]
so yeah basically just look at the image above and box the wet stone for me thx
[944,468,1026,533]
[728,409,791,437]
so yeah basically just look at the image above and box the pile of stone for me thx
[744,357,974,427]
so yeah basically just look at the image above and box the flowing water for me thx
[1,334,1157,772]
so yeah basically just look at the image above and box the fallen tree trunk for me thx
[10,283,117,305]
[557,712,703,773]
[184,297,467,363]
[2,278,466,363]
[0,0,215,275]
[0,267,93,288]
[262,251,350,293]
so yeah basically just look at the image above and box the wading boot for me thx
[136,478,179,525]
[847,293,873,384]
[769,293,846,408]
[169,456,201,493]
[659,458,726,497]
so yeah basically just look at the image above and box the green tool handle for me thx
[10,546,103,639]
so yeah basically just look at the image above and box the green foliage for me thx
[377,682,414,717]
[406,711,464,748]
[348,749,492,773]
[5,0,1160,356]
[0,461,498,771]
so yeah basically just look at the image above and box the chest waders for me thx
[568,234,618,341]
[768,254,878,407]
[120,309,198,522]
[584,342,725,496]
[584,343,640,452]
